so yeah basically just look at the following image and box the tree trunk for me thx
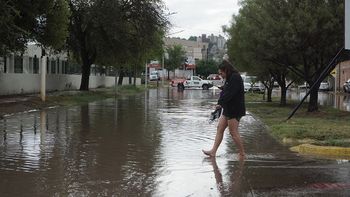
[79,59,91,91]
[267,87,273,102]
[118,68,124,85]
[308,82,320,112]
[133,66,137,86]
[128,71,132,84]
[280,86,287,106]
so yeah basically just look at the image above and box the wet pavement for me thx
[0,88,350,196]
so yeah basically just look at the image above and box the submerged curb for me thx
[290,144,350,158]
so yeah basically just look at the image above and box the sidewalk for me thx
[0,94,46,118]
[0,90,83,118]
[0,87,131,118]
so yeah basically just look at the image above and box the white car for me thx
[319,82,330,91]
[344,79,350,93]
[149,71,160,81]
[182,76,213,90]
[244,82,265,93]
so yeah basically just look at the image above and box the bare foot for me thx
[202,149,216,157]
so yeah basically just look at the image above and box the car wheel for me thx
[202,84,209,90]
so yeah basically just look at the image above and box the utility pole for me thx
[40,48,46,102]
[145,62,148,88]
[162,52,164,87]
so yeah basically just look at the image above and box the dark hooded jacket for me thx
[218,72,246,119]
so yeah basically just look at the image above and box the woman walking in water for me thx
[203,60,246,159]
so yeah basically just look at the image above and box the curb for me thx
[290,144,350,158]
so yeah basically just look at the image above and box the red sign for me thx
[185,64,196,70]
[147,63,161,68]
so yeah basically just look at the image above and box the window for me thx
[29,57,33,73]
[33,55,39,74]
[47,57,49,74]
[193,76,200,81]
[3,56,6,73]
[0,57,5,73]
[62,61,65,74]
[14,55,23,73]
[51,60,56,74]
[57,59,60,74]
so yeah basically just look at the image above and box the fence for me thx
[0,73,141,96]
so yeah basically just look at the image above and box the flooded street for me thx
[1,88,350,196]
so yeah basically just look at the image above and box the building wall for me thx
[164,37,209,60]
[0,73,140,96]
[339,60,350,87]
[0,44,142,96]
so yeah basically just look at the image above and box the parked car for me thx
[344,79,350,93]
[207,74,224,87]
[319,81,330,91]
[182,76,213,90]
[207,74,221,80]
[242,75,265,93]
[298,82,309,90]
[299,81,330,91]
[149,71,160,81]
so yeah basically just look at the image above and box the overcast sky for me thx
[163,0,241,39]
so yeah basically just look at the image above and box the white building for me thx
[0,44,69,75]
[0,44,140,96]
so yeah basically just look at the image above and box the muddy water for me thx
[0,88,349,196]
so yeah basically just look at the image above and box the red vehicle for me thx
[170,78,186,87]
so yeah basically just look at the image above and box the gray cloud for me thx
[164,0,240,38]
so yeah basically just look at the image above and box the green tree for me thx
[165,45,186,79]
[68,0,168,90]
[188,36,197,41]
[226,0,344,111]
[196,59,218,78]
[122,0,168,85]
[0,0,70,54]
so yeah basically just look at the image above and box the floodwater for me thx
[0,88,350,196]
[273,89,350,112]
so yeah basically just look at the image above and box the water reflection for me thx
[205,157,245,196]
[273,89,350,112]
[0,88,349,196]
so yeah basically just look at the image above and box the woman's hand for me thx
[215,105,222,110]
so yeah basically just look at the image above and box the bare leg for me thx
[228,118,245,160]
[203,116,228,157]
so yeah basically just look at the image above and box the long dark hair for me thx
[218,60,239,77]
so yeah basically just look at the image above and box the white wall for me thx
[0,73,141,95]
[346,0,350,50]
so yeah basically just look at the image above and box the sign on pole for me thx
[330,68,336,78]
[346,0,350,50]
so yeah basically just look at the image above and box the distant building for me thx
[164,37,209,62]
[197,34,227,62]
[0,44,69,75]
[336,60,350,91]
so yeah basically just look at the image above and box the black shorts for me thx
[222,109,241,121]
[225,115,241,121]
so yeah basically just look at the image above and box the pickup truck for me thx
[179,76,214,90]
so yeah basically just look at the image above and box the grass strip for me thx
[245,93,350,147]
[47,85,146,106]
